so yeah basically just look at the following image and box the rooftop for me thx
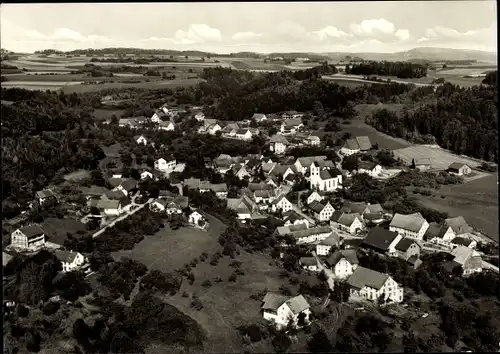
[362,227,400,252]
[347,266,390,291]
[390,213,427,233]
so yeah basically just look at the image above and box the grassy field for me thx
[41,217,87,245]
[410,173,498,241]
[392,145,484,170]
[63,169,91,181]
[93,108,126,121]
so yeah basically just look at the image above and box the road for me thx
[482,260,499,273]
[92,198,153,238]
[322,74,436,87]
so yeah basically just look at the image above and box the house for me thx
[54,250,85,272]
[189,210,206,228]
[221,125,238,137]
[303,135,320,146]
[306,191,325,205]
[265,175,280,188]
[447,162,472,176]
[152,195,188,214]
[361,227,403,255]
[252,113,268,122]
[271,164,297,181]
[330,211,364,235]
[115,179,137,197]
[211,183,228,199]
[309,162,342,192]
[414,158,432,171]
[271,194,294,213]
[443,216,470,238]
[231,163,251,180]
[426,217,470,246]
[96,199,124,216]
[280,119,304,135]
[357,161,383,177]
[347,266,404,303]
[140,170,154,180]
[159,120,176,131]
[446,246,482,276]
[276,225,333,244]
[261,292,311,328]
[389,213,429,241]
[309,201,335,222]
[154,156,177,171]
[150,199,168,212]
[151,110,167,123]
[283,210,311,228]
[324,250,359,279]
[294,156,328,175]
[194,112,205,121]
[135,135,147,145]
[262,162,277,176]
[299,257,319,272]
[450,237,477,249]
[235,129,253,141]
[394,238,422,268]
[214,159,233,175]
[158,190,177,198]
[269,135,290,154]
[340,136,372,156]
[11,225,46,251]
[35,189,57,205]
[227,195,258,220]
[80,186,111,201]
[316,233,341,256]
[281,111,304,120]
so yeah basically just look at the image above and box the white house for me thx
[10,225,46,251]
[447,162,472,176]
[309,162,342,192]
[252,113,268,122]
[448,246,483,276]
[151,110,166,123]
[357,161,383,177]
[114,179,137,197]
[227,195,258,220]
[35,189,57,205]
[96,199,123,216]
[188,210,206,227]
[235,129,253,141]
[309,201,335,222]
[154,156,177,172]
[299,257,320,272]
[340,136,372,156]
[324,250,359,279]
[269,135,290,155]
[330,211,364,235]
[280,119,303,135]
[347,266,404,303]
[303,135,320,146]
[150,199,168,212]
[389,213,429,241]
[281,111,304,120]
[276,225,333,244]
[135,135,147,145]
[141,170,154,180]
[316,233,341,256]
[54,250,85,273]
[159,120,176,131]
[295,156,327,175]
[283,210,311,228]
[261,292,311,329]
[307,191,325,205]
[231,164,251,180]
[272,194,294,213]
[194,112,205,121]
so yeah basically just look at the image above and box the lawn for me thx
[93,108,126,121]
[392,145,484,170]
[41,217,87,245]
[410,173,498,241]
[63,169,91,181]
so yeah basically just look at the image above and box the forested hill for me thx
[345,61,428,78]
[366,82,498,162]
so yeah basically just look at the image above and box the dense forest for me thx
[482,70,497,86]
[345,61,428,78]
[366,82,498,162]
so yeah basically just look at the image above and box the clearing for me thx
[63,169,91,182]
[392,145,484,171]
[41,217,87,245]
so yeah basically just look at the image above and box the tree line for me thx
[345,61,428,78]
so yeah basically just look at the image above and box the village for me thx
[3,97,498,337]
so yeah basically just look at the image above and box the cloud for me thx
[231,31,263,41]
[174,24,221,44]
[350,19,395,36]
[312,26,350,41]
[395,29,410,41]
[417,23,496,50]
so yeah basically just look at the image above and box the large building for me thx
[11,225,46,251]
[261,292,311,328]
[347,266,404,303]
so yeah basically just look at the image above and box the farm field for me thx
[111,213,227,270]
[409,173,498,241]
[392,145,484,170]
[60,78,203,94]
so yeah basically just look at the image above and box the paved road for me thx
[92,198,153,238]
[482,260,499,273]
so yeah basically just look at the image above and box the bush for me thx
[230,260,242,268]
[202,280,212,288]
[17,305,29,318]
[228,273,237,282]
[182,291,189,298]
[42,301,60,315]
[26,331,41,352]
[214,276,223,283]
[191,298,203,311]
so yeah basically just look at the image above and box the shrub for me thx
[228,273,237,282]
[42,301,60,316]
[202,280,212,288]
[187,272,195,285]
[279,285,292,296]
[17,305,29,318]
[191,298,203,311]
[182,291,189,298]
[230,260,242,268]
[235,268,245,276]
[214,276,223,283]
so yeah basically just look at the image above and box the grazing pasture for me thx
[392,145,484,170]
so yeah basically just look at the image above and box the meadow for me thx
[392,145,483,170]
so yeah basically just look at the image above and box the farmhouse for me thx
[261,292,311,328]
[194,112,205,121]
[140,170,154,180]
[414,158,432,171]
[347,266,404,303]
[361,227,403,256]
[283,210,311,228]
[324,250,359,279]
[276,225,333,244]
[151,110,167,123]
[188,210,207,228]
[294,156,328,175]
[154,156,177,171]
[35,189,57,205]
[445,246,482,276]
[227,195,258,220]
[54,250,85,273]
[159,120,176,131]
[209,183,228,199]
[340,136,372,156]
[389,213,429,241]
[252,113,268,122]
[281,110,304,120]
[299,257,319,272]
[394,238,422,268]
[96,199,124,216]
[306,191,326,205]
[357,161,383,177]
[309,200,335,222]
[315,232,341,256]
[450,237,477,249]
[134,135,147,145]
[11,225,46,251]
[303,135,320,146]
[269,134,291,154]
[272,194,294,213]
[114,179,137,197]
[280,119,304,135]
[447,162,472,176]
[330,211,363,235]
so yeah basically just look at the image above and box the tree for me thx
[410,158,416,169]
[313,101,324,116]
[272,332,291,353]
[307,329,334,353]
[297,312,307,327]
[403,331,419,353]
[331,280,350,303]
[341,154,359,171]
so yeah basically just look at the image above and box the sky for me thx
[0,2,497,54]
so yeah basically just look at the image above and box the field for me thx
[63,169,91,181]
[41,217,87,245]
[410,173,498,241]
[392,145,484,170]
[93,108,126,121]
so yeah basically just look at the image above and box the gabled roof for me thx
[19,225,45,239]
[97,199,120,209]
[283,118,303,127]
[362,227,400,252]
[444,216,470,235]
[366,204,384,214]
[283,210,304,223]
[80,185,111,196]
[296,156,327,168]
[159,120,174,127]
[120,179,137,192]
[341,201,368,214]
[210,183,228,193]
[425,222,443,239]
[319,232,341,246]
[164,196,189,209]
[252,113,267,120]
[299,257,317,266]
[285,295,310,314]
[184,178,201,189]
[54,250,80,264]
[358,161,379,171]
[236,129,250,135]
[450,246,475,266]
[448,162,469,170]
[395,237,419,252]
[326,249,359,267]
[309,200,326,214]
[262,292,310,314]
[347,266,389,290]
[450,237,474,247]
[331,211,361,227]
[248,183,274,191]
[35,189,56,199]
[261,162,277,173]
[415,158,432,166]
[272,193,291,206]
[269,134,290,144]
[343,136,372,151]
[319,170,333,180]
[390,213,427,233]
